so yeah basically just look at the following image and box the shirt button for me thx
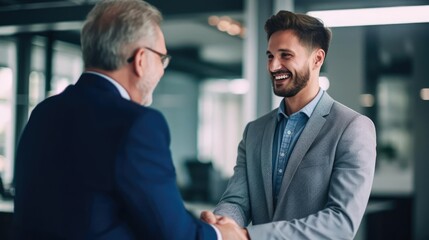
[280,153,285,157]
[278,169,283,173]
[287,130,292,135]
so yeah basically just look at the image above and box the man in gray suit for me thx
[201,10,376,239]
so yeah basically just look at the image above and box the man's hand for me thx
[215,222,249,240]
[200,210,221,224]
[200,211,249,240]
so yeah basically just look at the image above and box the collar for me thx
[276,88,324,121]
[84,71,130,100]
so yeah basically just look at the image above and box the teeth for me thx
[274,73,290,80]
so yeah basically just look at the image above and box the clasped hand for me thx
[200,211,249,240]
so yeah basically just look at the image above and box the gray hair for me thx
[81,0,162,70]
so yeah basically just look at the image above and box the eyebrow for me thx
[266,48,293,55]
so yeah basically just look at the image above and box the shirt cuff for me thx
[210,224,223,240]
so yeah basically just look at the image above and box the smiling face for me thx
[266,30,315,98]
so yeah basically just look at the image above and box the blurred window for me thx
[0,67,14,187]
[198,79,248,177]
[0,38,82,187]
[0,38,16,187]
[50,41,82,96]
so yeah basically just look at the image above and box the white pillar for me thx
[244,0,295,120]
[271,0,295,109]
[243,0,273,120]
[413,23,429,240]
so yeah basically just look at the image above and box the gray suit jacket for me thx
[214,92,376,239]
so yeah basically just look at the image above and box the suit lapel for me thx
[260,111,277,220]
[274,92,334,212]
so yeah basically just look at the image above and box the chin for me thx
[273,88,300,98]
[142,100,152,107]
[141,96,153,106]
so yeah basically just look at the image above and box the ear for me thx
[131,48,146,77]
[313,48,325,69]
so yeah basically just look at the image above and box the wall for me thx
[324,26,365,114]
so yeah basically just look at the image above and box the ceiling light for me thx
[208,16,220,26]
[360,94,375,107]
[319,76,330,91]
[308,5,429,27]
[229,79,249,95]
[420,88,429,100]
[208,15,245,38]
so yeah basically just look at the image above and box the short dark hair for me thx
[264,10,332,56]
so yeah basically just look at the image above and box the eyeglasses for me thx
[127,47,171,69]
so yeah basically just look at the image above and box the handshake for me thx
[200,211,250,240]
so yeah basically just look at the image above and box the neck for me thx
[284,81,319,116]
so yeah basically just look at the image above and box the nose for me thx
[268,56,282,72]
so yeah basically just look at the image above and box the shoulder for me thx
[249,109,277,126]
[133,106,168,127]
[318,91,370,124]
[97,94,169,130]
[314,92,374,133]
[125,105,170,142]
[325,101,375,137]
[331,101,373,124]
[27,87,73,122]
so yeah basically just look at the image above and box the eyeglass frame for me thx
[127,47,171,69]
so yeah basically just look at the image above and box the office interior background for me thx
[0,0,428,239]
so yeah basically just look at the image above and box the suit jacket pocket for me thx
[298,156,330,169]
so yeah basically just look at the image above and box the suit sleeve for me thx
[214,124,251,227]
[248,115,377,239]
[115,109,217,240]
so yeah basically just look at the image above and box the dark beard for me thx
[272,66,310,98]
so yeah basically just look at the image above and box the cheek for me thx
[148,72,161,90]
[295,60,310,71]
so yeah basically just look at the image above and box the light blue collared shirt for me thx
[84,71,130,100]
[272,89,324,207]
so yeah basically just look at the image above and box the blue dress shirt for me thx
[272,89,324,207]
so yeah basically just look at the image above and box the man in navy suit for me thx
[13,0,248,239]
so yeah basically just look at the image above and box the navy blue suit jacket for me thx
[13,73,217,240]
